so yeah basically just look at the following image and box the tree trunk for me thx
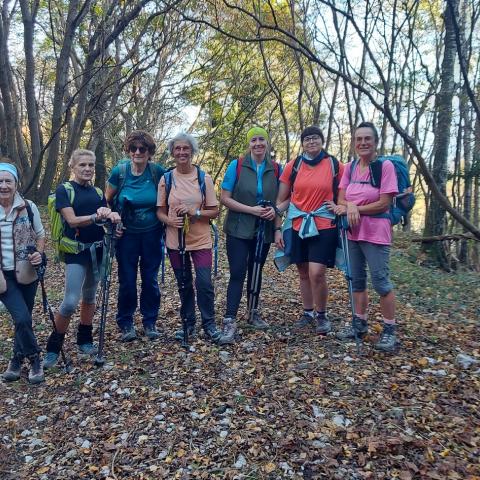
[422,0,458,270]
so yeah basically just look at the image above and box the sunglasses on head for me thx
[129,145,148,154]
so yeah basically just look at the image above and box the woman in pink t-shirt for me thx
[331,122,398,353]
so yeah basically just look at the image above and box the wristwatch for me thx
[274,227,282,232]
[195,209,201,218]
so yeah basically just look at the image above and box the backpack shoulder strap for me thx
[117,162,129,195]
[329,155,340,203]
[195,165,207,204]
[148,162,160,186]
[235,156,244,181]
[369,159,383,188]
[289,155,303,192]
[273,161,280,179]
[23,199,35,226]
[164,169,173,207]
[94,186,103,200]
[63,181,75,205]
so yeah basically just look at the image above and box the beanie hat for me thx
[246,127,269,144]
[300,126,324,143]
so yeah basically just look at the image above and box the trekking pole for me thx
[160,230,166,285]
[338,216,362,355]
[247,200,272,322]
[94,220,122,367]
[177,215,190,351]
[211,222,219,279]
[29,248,73,373]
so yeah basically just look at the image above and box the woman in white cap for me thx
[0,160,46,384]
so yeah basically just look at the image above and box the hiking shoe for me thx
[78,343,98,355]
[43,352,59,369]
[293,312,315,329]
[218,317,237,345]
[120,326,137,342]
[336,316,368,341]
[174,325,195,342]
[144,325,161,340]
[247,310,269,330]
[2,356,22,382]
[315,314,332,335]
[204,324,221,343]
[28,354,45,384]
[375,324,398,353]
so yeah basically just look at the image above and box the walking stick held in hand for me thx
[177,214,190,351]
[29,248,73,373]
[94,220,122,367]
[247,200,273,323]
[337,216,363,355]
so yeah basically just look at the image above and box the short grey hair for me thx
[167,132,199,155]
[69,149,96,167]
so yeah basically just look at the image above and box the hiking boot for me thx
[218,317,237,345]
[120,325,137,342]
[174,325,196,342]
[204,323,221,343]
[144,325,161,340]
[293,312,315,329]
[27,354,45,384]
[315,314,332,335]
[247,310,269,330]
[78,343,98,355]
[375,324,398,353]
[2,355,22,382]
[43,352,59,370]
[336,316,368,341]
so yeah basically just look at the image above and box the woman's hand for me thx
[108,212,122,224]
[168,215,185,228]
[347,202,360,226]
[96,207,112,220]
[274,230,284,250]
[260,206,276,221]
[174,204,192,217]
[327,201,347,216]
[28,251,43,266]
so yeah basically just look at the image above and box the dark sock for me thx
[316,311,326,319]
[46,331,65,354]
[77,324,93,345]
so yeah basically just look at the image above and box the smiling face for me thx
[71,155,95,184]
[172,140,193,166]
[249,135,268,160]
[0,171,16,205]
[354,126,378,161]
[302,134,323,158]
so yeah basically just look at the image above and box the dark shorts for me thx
[289,227,338,267]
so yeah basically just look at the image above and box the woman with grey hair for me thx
[157,132,221,343]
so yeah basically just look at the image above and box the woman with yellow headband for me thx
[0,160,46,384]
[218,127,281,344]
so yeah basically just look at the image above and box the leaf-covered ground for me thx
[1,233,479,479]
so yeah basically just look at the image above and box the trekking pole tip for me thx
[94,355,106,367]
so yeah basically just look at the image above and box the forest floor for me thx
[0,232,479,480]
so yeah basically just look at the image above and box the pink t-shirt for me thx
[339,160,398,245]
[157,168,218,250]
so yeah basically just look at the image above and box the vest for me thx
[223,155,279,243]
[0,201,38,293]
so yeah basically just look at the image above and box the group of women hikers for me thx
[1,121,399,384]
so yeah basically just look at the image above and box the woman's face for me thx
[72,155,95,184]
[172,140,193,166]
[0,172,16,203]
[354,127,378,160]
[249,135,268,158]
[128,141,150,166]
[302,133,323,158]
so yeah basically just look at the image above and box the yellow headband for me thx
[246,127,269,144]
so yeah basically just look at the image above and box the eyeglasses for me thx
[129,145,148,154]
[303,135,322,143]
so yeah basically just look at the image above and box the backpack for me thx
[350,155,415,226]
[113,159,161,211]
[289,153,340,202]
[47,182,104,261]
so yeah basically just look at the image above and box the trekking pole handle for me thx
[27,246,47,280]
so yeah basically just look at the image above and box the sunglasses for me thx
[129,145,148,154]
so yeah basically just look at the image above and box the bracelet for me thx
[274,227,282,232]
[90,213,97,224]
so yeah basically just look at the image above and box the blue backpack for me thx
[350,155,415,226]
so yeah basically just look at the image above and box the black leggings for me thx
[225,234,270,318]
